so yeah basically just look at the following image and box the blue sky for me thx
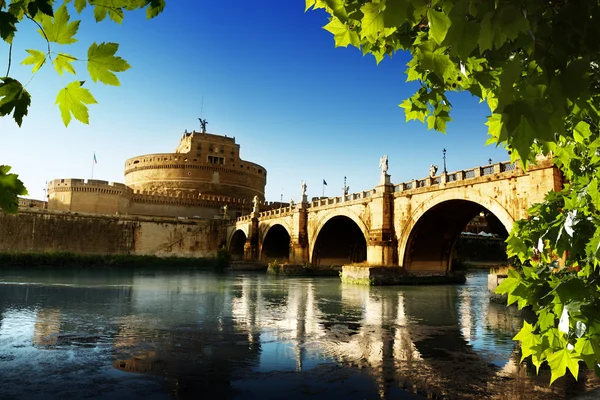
[0,1,508,202]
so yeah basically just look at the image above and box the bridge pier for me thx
[289,201,309,264]
[366,175,396,266]
[243,213,260,261]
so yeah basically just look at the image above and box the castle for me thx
[47,128,270,219]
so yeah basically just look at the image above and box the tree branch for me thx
[5,42,11,77]
[26,14,52,61]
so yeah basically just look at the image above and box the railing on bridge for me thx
[233,160,520,223]
[310,189,376,208]
[393,161,518,193]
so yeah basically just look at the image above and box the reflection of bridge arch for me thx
[260,224,291,262]
[398,190,513,271]
[310,215,367,266]
[229,230,246,261]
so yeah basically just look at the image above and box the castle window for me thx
[133,160,139,164]
[258,169,262,174]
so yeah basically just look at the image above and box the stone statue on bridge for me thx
[429,164,438,178]
[301,180,307,196]
[252,195,259,213]
[379,155,389,175]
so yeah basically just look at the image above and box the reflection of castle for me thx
[47,129,267,219]
[33,308,61,347]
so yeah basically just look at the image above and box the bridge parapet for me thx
[309,189,376,209]
[394,161,519,194]
[258,206,295,219]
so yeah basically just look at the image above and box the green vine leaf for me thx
[27,0,54,18]
[0,165,28,214]
[55,81,98,126]
[360,2,384,40]
[0,11,19,43]
[53,53,77,75]
[21,49,47,73]
[38,4,80,45]
[87,42,131,85]
[324,17,360,48]
[0,78,31,127]
[427,9,451,45]
[547,348,580,384]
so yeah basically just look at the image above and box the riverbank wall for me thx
[0,209,227,258]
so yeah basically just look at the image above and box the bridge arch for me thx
[260,223,291,263]
[228,229,247,261]
[310,211,369,266]
[398,189,514,271]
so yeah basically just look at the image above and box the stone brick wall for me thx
[0,210,227,258]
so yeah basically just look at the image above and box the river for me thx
[0,268,597,399]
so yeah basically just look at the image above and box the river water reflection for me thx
[0,268,598,399]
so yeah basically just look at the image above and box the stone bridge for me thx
[226,158,562,272]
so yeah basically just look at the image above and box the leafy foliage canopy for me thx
[308,0,600,384]
[0,0,165,213]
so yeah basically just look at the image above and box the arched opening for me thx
[229,230,246,261]
[261,225,290,263]
[312,216,367,266]
[403,200,509,272]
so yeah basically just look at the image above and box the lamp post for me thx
[488,158,492,165]
[443,148,447,173]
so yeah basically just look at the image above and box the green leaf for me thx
[384,0,409,28]
[39,5,80,44]
[323,17,360,48]
[145,0,165,19]
[427,9,451,44]
[27,0,54,18]
[547,348,580,384]
[477,12,494,52]
[555,278,588,304]
[495,275,520,296]
[514,321,542,361]
[494,5,529,49]
[0,11,18,43]
[55,81,98,126]
[0,165,28,214]
[74,0,88,13]
[360,2,385,40]
[92,0,125,23]
[53,53,77,75]
[573,121,592,143]
[538,309,556,332]
[0,77,31,127]
[87,42,131,85]
[419,49,454,82]
[21,49,47,73]
[510,114,536,165]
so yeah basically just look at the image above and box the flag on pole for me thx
[323,179,327,185]
[93,152,97,164]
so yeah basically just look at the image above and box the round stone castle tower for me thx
[124,130,266,202]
